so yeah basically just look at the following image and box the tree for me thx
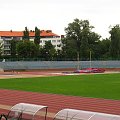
[0,41,3,57]
[92,39,111,60]
[16,41,39,58]
[88,32,101,59]
[34,27,40,45]
[41,41,56,60]
[109,25,120,58]
[61,37,77,60]
[99,39,111,58]
[23,27,29,40]
[10,39,18,58]
[64,18,94,66]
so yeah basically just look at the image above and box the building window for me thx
[57,40,61,42]
[4,46,10,49]
[40,40,42,43]
[4,37,12,39]
[57,44,61,47]
[52,40,56,42]
[4,50,10,55]
[4,41,10,44]
[30,37,34,39]
[13,37,21,40]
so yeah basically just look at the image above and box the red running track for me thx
[0,89,120,116]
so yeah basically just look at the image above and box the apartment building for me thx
[0,30,62,55]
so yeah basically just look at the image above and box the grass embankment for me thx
[0,73,120,100]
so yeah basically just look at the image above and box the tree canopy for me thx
[40,41,56,60]
[109,25,120,58]
[34,27,40,45]
[64,18,101,60]
[23,27,29,40]
[16,40,39,58]
[2,20,120,61]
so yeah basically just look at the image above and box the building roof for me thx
[0,30,60,37]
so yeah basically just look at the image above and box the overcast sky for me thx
[0,0,120,38]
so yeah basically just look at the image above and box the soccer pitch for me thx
[0,73,120,100]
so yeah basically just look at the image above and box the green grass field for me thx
[0,73,120,100]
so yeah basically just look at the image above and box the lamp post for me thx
[90,51,92,68]
[77,51,80,70]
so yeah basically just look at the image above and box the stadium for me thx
[0,60,119,120]
[0,0,120,120]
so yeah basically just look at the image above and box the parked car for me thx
[74,68,105,73]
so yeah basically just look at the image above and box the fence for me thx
[0,61,120,71]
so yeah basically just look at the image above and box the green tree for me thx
[0,41,3,57]
[16,41,39,58]
[92,39,110,60]
[10,39,18,58]
[64,18,94,62]
[88,32,101,59]
[100,39,111,58]
[41,41,56,60]
[109,25,120,58]
[23,27,29,40]
[34,27,40,45]
[61,37,77,60]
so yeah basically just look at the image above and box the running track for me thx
[0,89,120,119]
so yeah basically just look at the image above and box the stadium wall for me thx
[0,61,120,71]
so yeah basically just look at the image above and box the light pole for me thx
[77,51,80,70]
[90,51,92,68]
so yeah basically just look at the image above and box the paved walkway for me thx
[0,89,120,118]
